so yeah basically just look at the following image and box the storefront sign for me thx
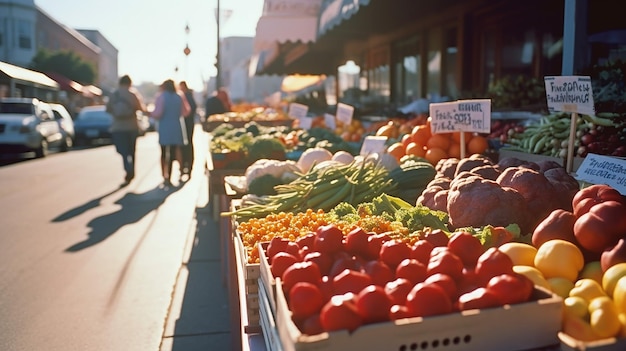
[575,153,626,195]
[429,99,491,134]
[336,103,354,126]
[544,76,595,115]
[360,136,387,155]
[288,102,309,120]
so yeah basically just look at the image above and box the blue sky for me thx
[36,0,264,92]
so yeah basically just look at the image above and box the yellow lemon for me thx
[564,296,590,319]
[570,278,607,301]
[547,277,575,298]
[590,307,621,339]
[613,275,626,315]
[534,239,584,282]
[602,263,626,298]
[513,265,551,290]
[579,261,603,285]
[498,242,537,266]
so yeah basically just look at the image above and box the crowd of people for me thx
[106,74,232,187]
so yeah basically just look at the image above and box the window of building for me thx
[364,46,391,106]
[443,27,459,99]
[18,19,32,49]
[426,28,442,100]
[392,35,420,106]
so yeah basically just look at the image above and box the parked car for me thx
[73,105,113,146]
[49,103,75,151]
[0,97,65,158]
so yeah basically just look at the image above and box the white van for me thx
[0,97,64,158]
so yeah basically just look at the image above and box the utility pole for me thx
[215,0,221,90]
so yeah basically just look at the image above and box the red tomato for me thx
[333,269,373,295]
[457,287,501,311]
[282,261,322,295]
[427,247,464,281]
[485,272,534,305]
[384,278,413,306]
[379,240,411,269]
[289,282,325,320]
[365,233,391,260]
[422,229,450,247]
[447,231,485,267]
[345,227,371,258]
[405,282,453,317]
[572,183,626,217]
[574,201,626,253]
[284,241,302,260]
[389,304,413,320]
[296,232,316,250]
[315,224,345,254]
[270,252,299,278]
[300,313,324,336]
[410,240,435,264]
[328,252,361,278]
[424,273,458,300]
[319,293,363,332]
[267,236,290,261]
[474,247,514,286]
[355,285,392,324]
[362,260,395,287]
[303,251,333,276]
[395,258,427,285]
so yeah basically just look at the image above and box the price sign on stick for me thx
[429,99,491,158]
[574,153,626,195]
[288,102,308,120]
[336,103,354,126]
[544,76,596,173]
[324,113,336,130]
[360,136,387,155]
[298,116,313,130]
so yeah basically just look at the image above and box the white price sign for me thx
[298,116,313,130]
[336,103,354,126]
[429,99,491,134]
[574,153,626,195]
[288,103,309,119]
[544,76,595,115]
[359,136,387,155]
[324,113,336,130]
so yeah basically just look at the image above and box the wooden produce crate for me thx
[258,242,277,316]
[233,230,261,331]
[274,278,562,351]
[234,233,260,294]
[203,117,295,132]
[259,277,283,351]
[559,332,626,351]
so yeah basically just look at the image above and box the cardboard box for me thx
[559,332,626,351]
[274,278,562,351]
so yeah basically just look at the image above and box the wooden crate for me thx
[559,332,626,351]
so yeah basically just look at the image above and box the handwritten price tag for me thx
[544,76,595,115]
[429,99,491,134]
[575,153,626,195]
[288,103,309,120]
[336,103,354,126]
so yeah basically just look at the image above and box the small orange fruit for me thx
[401,133,413,148]
[467,135,489,155]
[411,125,432,145]
[386,142,406,162]
[447,142,462,159]
[405,141,426,158]
[451,131,473,144]
[426,134,451,151]
[376,122,398,138]
[425,147,448,165]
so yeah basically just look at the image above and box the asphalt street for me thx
[0,128,233,350]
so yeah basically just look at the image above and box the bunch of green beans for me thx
[222,161,396,220]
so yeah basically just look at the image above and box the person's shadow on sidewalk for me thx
[63,184,183,252]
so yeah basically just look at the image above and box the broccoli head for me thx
[247,174,283,196]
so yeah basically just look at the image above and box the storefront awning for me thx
[318,0,371,37]
[281,74,326,93]
[0,61,59,89]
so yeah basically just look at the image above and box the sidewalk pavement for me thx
[157,130,234,351]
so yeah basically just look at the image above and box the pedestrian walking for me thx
[106,75,146,185]
[179,81,197,179]
[204,87,232,120]
[151,79,191,187]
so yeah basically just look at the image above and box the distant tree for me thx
[30,50,96,85]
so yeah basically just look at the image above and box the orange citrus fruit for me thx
[386,142,406,162]
[467,134,489,155]
[405,141,426,158]
[425,147,448,165]
[451,131,473,144]
[401,133,413,148]
[426,134,451,151]
[447,142,462,159]
[410,125,432,145]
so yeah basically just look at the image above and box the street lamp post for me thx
[184,23,191,81]
[215,0,221,89]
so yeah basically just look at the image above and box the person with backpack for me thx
[178,81,197,179]
[106,75,146,185]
